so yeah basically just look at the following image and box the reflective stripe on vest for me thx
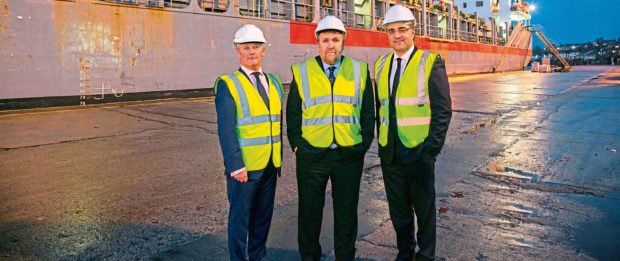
[218,71,283,170]
[292,57,367,148]
[375,50,435,148]
[237,114,281,126]
[302,115,360,126]
[239,135,281,147]
[299,59,363,110]
[375,55,390,128]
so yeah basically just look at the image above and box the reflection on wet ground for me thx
[461,117,500,134]
[435,66,620,260]
[1,66,619,260]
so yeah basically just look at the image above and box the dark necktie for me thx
[328,66,336,86]
[252,72,269,107]
[391,58,402,97]
[327,65,338,149]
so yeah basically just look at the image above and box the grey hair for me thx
[234,42,265,50]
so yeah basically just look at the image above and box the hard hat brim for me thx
[234,41,266,44]
[380,19,416,29]
[314,29,346,38]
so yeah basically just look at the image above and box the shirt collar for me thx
[322,56,342,72]
[393,44,416,62]
[240,65,263,77]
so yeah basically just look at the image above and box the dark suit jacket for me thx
[286,56,375,162]
[374,47,452,165]
[215,68,282,176]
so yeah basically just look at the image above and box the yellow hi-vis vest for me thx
[291,56,368,148]
[215,71,283,171]
[374,50,437,148]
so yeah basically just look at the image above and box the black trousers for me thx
[381,153,436,261]
[296,150,363,261]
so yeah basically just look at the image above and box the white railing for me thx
[99,0,190,8]
[265,0,293,20]
[478,34,493,44]
[319,7,370,29]
[414,23,423,36]
[426,25,456,39]
[373,17,499,45]
[458,30,476,42]
[100,0,506,44]
[290,0,314,22]
[236,0,314,22]
[198,0,228,12]
[238,0,263,17]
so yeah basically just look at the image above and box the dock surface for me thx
[1,66,619,260]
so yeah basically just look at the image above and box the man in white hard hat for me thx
[374,5,452,261]
[215,24,284,261]
[286,15,374,261]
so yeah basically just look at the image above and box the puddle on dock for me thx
[502,203,535,217]
[461,118,500,134]
[451,192,465,198]
[479,164,607,198]
[484,164,541,182]
[505,237,536,250]
[487,217,515,226]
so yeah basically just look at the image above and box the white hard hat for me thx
[233,24,266,47]
[315,16,347,38]
[382,4,416,27]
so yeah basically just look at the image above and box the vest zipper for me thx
[331,78,336,146]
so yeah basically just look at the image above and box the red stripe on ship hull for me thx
[290,21,389,48]
[290,21,531,56]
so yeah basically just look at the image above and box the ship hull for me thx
[0,0,532,102]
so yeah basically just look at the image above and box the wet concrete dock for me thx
[1,66,619,260]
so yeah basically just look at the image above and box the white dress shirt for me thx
[389,44,416,94]
[240,65,269,98]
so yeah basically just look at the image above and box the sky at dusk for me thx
[528,0,620,47]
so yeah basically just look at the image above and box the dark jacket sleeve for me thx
[215,79,245,174]
[286,74,303,152]
[374,64,382,144]
[360,66,375,151]
[424,56,452,157]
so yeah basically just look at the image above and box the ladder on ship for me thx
[494,22,529,72]
[527,25,572,72]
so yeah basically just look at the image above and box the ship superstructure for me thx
[0,0,532,105]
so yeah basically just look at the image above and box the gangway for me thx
[494,22,529,72]
[526,25,572,72]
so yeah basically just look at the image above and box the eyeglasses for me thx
[386,27,412,36]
